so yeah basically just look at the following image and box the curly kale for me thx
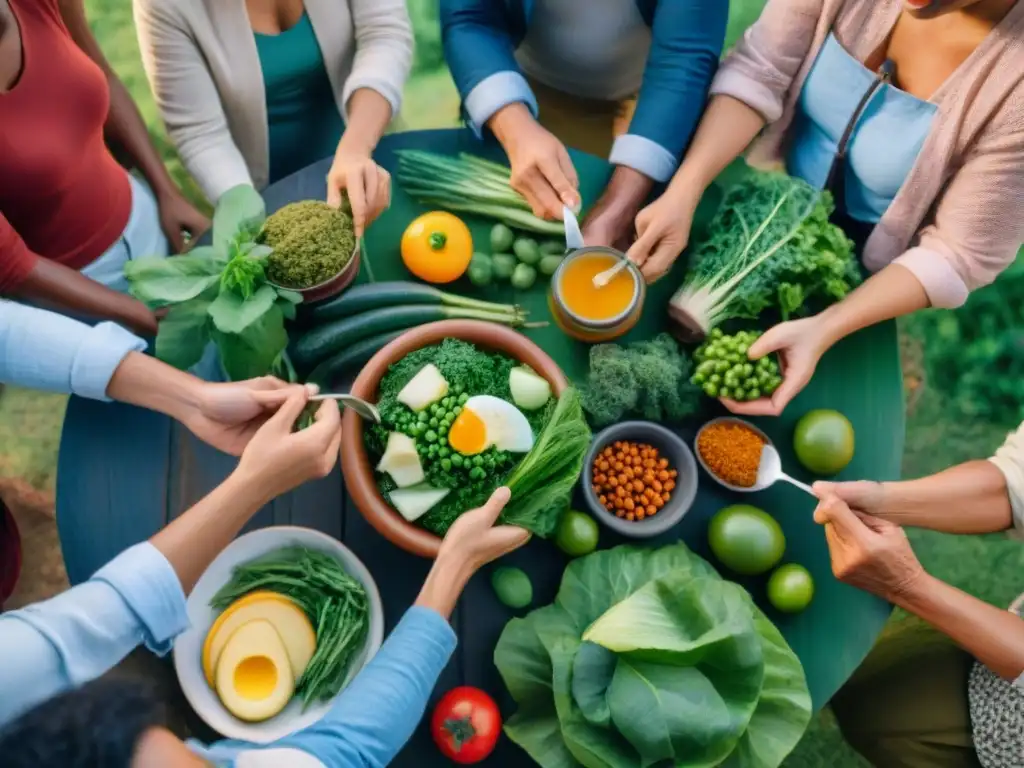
[671,170,861,336]
[580,334,700,428]
[260,201,355,289]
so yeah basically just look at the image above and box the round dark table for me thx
[57,128,905,766]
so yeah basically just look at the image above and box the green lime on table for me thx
[555,510,599,557]
[708,504,785,576]
[491,566,533,609]
[767,563,815,613]
[794,409,855,476]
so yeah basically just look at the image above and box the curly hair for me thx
[0,677,170,768]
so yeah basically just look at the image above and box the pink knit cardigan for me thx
[710,0,1024,308]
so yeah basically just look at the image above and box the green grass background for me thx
[1,1,1020,764]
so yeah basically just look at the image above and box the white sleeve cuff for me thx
[93,542,189,655]
[464,71,538,137]
[71,322,148,401]
[609,134,678,183]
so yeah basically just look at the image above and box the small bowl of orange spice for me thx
[549,247,645,343]
[583,422,699,538]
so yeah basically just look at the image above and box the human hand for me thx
[180,377,318,456]
[233,390,342,502]
[626,191,699,283]
[813,494,925,602]
[490,104,580,219]
[157,190,211,253]
[326,145,391,236]
[721,316,831,417]
[812,480,887,517]
[438,487,531,573]
[582,200,636,252]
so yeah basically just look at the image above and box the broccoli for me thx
[579,334,700,428]
[260,200,356,289]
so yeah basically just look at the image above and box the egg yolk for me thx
[233,655,279,700]
[448,408,488,455]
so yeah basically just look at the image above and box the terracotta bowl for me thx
[341,320,569,558]
[269,242,361,304]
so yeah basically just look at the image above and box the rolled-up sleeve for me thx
[0,301,145,399]
[343,0,414,118]
[0,543,188,726]
[989,422,1024,535]
[708,0,820,122]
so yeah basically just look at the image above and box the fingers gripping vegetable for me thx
[402,211,473,284]
[431,687,501,764]
[692,329,782,402]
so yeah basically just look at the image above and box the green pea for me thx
[452,405,462,416]
[710,328,724,339]
[693,373,706,385]
[417,411,429,423]
[469,467,485,481]
[452,454,464,467]
[439,436,448,447]
[747,387,761,400]
[742,363,754,377]
[719,387,731,399]
[441,458,452,471]
[723,373,739,388]
[733,388,747,401]
[709,373,722,385]
[425,430,438,442]
[410,424,424,437]
[438,447,450,459]
[458,393,469,405]
[715,361,730,373]
[428,417,438,429]
[473,455,484,467]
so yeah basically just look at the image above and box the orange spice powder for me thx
[697,422,765,487]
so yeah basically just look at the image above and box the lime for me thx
[491,567,533,609]
[767,564,815,613]
[708,504,785,576]
[555,510,599,557]
[793,409,855,476]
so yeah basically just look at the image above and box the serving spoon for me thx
[694,417,815,497]
[308,393,381,423]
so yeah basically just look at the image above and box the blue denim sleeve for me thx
[0,301,146,399]
[613,0,728,181]
[0,543,188,727]
[440,0,537,134]
[236,606,457,768]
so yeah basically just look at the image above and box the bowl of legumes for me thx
[583,422,698,538]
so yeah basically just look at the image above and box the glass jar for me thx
[549,247,646,343]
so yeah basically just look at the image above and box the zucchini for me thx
[308,281,519,324]
[306,330,404,386]
[292,305,526,370]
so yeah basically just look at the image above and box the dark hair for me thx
[0,677,170,768]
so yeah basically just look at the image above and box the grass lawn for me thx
[1,3,1015,765]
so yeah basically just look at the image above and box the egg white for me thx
[462,395,535,453]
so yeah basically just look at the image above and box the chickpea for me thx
[636,509,646,520]
[646,504,657,517]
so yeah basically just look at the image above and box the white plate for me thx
[173,526,385,743]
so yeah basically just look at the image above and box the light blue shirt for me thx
[0,300,145,398]
[787,33,938,224]
[0,542,458,767]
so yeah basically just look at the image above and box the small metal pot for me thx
[548,246,645,343]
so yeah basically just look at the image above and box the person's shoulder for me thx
[9,0,63,28]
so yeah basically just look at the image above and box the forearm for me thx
[338,88,393,156]
[488,102,535,149]
[415,553,474,619]
[590,167,654,225]
[816,264,930,348]
[895,574,1024,683]
[104,79,178,197]
[667,95,766,200]
[105,351,204,421]
[876,461,1014,534]
[149,472,268,594]
[12,258,157,337]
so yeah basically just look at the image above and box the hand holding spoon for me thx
[308,393,381,423]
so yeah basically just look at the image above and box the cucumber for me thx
[307,281,519,324]
[306,331,404,387]
[292,305,522,370]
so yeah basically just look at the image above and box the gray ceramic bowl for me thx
[583,421,699,538]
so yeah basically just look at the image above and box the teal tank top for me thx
[254,13,345,184]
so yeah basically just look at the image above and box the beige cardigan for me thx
[710,0,1024,309]
[133,0,413,202]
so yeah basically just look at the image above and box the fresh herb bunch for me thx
[211,547,369,708]
[669,170,859,340]
[123,185,301,381]
[260,201,356,289]
[367,340,552,536]
[579,334,701,428]
[692,329,783,402]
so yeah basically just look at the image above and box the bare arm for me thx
[896,575,1024,683]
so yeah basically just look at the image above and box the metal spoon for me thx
[308,393,381,423]
[694,417,815,497]
[592,255,630,289]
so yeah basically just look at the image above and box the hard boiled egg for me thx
[215,619,295,722]
[447,395,534,455]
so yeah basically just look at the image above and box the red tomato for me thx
[431,686,501,764]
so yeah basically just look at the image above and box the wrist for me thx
[599,167,654,215]
[335,131,375,160]
[416,552,475,619]
[887,569,935,610]
[488,102,534,147]
[225,465,278,510]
